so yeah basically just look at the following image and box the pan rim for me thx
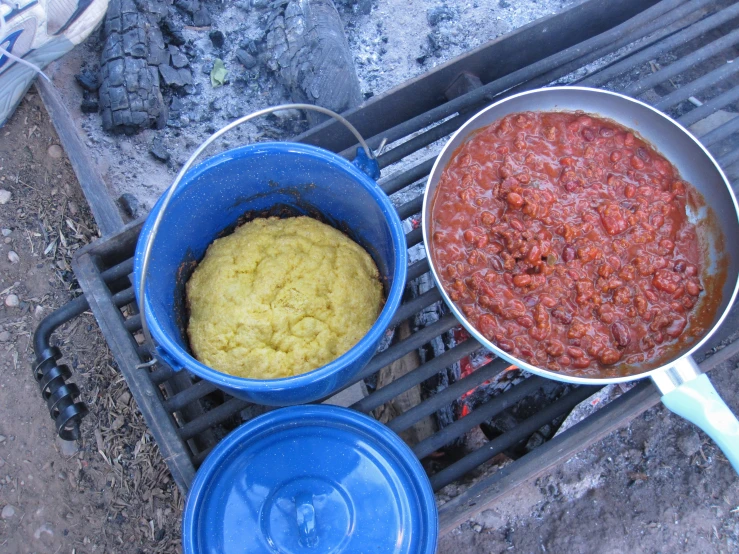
[421,85,739,385]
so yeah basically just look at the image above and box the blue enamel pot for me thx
[133,106,407,406]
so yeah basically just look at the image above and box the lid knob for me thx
[295,492,317,548]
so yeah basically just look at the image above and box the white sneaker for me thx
[0,0,109,127]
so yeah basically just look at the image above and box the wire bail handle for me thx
[136,104,376,367]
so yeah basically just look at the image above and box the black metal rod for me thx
[352,338,482,413]
[396,195,425,221]
[655,61,739,112]
[678,86,739,127]
[407,258,430,282]
[101,257,134,284]
[413,376,549,459]
[719,145,739,169]
[123,313,141,333]
[388,357,512,434]
[339,0,691,162]
[178,397,249,441]
[626,28,739,97]
[513,0,709,94]
[406,226,423,248]
[430,384,599,490]
[390,288,442,327]
[150,365,175,385]
[351,313,460,383]
[33,295,89,355]
[380,157,435,196]
[379,114,468,169]
[699,114,739,148]
[581,1,739,89]
[164,379,219,412]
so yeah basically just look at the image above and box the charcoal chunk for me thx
[426,5,455,26]
[75,69,99,91]
[209,30,225,49]
[193,6,211,26]
[99,0,166,134]
[160,17,185,46]
[118,193,142,219]
[174,0,199,15]
[234,48,257,69]
[169,45,189,68]
[159,64,192,87]
[81,95,99,114]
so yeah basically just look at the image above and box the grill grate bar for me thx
[678,85,739,127]
[390,287,442,327]
[164,379,219,412]
[352,338,482,413]
[123,314,141,333]
[429,384,599,490]
[407,258,431,282]
[380,157,436,195]
[699,114,739,147]
[150,365,175,385]
[352,314,461,384]
[179,397,249,441]
[396,195,425,221]
[655,60,739,111]
[625,28,739,97]
[407,226,423,248]
[101,258,134,284]
[389,358,511,433]
[510,0,713,95]
[341,0,693,161]
[580,1,739,89]
[718,145,739,168]
[413,377,550,459]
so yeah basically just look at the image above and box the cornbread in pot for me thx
[186,216,384,379]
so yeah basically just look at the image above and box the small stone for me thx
[47,144,63,158]
[0,435,5,443]
[1,229,10,236]
[74,69,99,91]
[472,523,483,533]
[161,18,185,46]
[0,331,10,341]
[4,294,18,307]
[7,250,19,263]
[68,202,78,216]
[150,138,170,162]
[193,6,211,26]
[235,48,257,69]
[209,30,225,49]
[0,189,11,204]
[118,193,141,219]
[3,238,10,244]
[174,0,199,15]
[427,5,456,26]
[1,505,15,519]
[677,430,702,457]
[34,305,44,318]
[56,437,79,457]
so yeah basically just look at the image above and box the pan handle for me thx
[651,356,739,472]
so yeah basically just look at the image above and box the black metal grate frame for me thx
[50,0,739,534]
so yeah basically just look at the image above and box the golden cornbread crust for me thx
[186,216,383,379]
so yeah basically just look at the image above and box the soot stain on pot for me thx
[174,183,390,353]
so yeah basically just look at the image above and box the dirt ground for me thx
[0,94,181,553]
[0,91,738,554]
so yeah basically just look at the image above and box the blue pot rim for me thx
[133,141,408,392]
[182,405,439,553]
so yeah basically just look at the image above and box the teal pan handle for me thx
[652,357,739,472]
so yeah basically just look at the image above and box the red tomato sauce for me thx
[430,111,708,376]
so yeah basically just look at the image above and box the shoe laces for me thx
[0,4,51,82]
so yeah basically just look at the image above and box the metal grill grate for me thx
[56,0,739,533]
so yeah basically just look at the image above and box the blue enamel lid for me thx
[183,405,438,554]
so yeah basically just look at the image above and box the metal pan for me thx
[422,86,739,469]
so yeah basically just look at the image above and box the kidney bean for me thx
[572,356,592,369]
[685,264,697,277]
[600,127,615,137]
[513,274,532,287]
[497,337,515,351]
[599,348,622,365]
[686,281,701,296]
[568,321,587,339]
[507,192,524,209]
[611,321,631,347]
[562,245,576,263]
[673,260,686,273]
[552,308,573,325]
[567,346,585,359]
[481,211,496,226]
[545,339,565,357]
[610,150,622,163]
[475,235,489,248]
[517,315,534,328]
[582,128,595,142]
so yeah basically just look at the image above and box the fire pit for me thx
[31,0,739,535]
